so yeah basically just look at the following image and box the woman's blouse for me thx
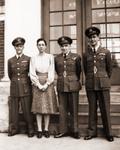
[30,53,55,87]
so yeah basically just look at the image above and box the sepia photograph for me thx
[0,0,120,150]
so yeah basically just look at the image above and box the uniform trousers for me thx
[86,90,112,137]
[8,96,34,133]
[58,92,79,133]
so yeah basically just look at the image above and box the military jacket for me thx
[8,54,32,97]
[55,52,81,92]
[83,46,112,90]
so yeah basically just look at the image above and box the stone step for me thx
[48,113,120,125]
[79,85,120,103]
[78,124,120,137]
[78,112,120,125]
[79,92,120,103]
[80,85,120,93]
[110,86,120,92]
[44,123,120,137]
[14,104,120,137]
[78,103,120,113]
[18,121,120,137]
[19,110,119,126]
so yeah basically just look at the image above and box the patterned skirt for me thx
[31,73,58,114]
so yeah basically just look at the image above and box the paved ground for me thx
[0,133,120,150]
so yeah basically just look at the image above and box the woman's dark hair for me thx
[37,38,47,46]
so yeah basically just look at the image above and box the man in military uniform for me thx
[8,37,34,137]
[54,36,81,139]
[83,27,114,141]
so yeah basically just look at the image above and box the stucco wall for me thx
[0,0,42,131]
[0,82,9,132]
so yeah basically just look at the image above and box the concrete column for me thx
[0,0,42,131]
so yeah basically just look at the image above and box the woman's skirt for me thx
[31,73,58,114]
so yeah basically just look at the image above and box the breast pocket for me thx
[97,54,106,63]
[21,62,29,72]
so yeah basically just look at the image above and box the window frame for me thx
[42,0,82,56]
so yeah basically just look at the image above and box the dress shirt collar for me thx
[90,41,101,52]
[16,53,23,59]
[63,50,70,57]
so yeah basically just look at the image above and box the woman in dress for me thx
[30,38,58,138]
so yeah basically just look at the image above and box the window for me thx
[91,0,120,67]
[49,0,77,54]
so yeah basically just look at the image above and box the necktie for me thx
[93,48,96,53]
[17,56,20,60]
[63,53,66,58]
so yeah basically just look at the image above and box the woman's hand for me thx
[41,83,48,91]
[38,84,43,90]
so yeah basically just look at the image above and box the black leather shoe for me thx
[84,135,96,140]
[28,132,34,138]
[8,131,18,137]
[37,131,42,138]
[54,133,68,138]
[44,130,50,138]
[71,132,80,139]
[106,136,114,142]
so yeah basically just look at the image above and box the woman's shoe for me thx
[37,131,42,138]
[44,130,50,138]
